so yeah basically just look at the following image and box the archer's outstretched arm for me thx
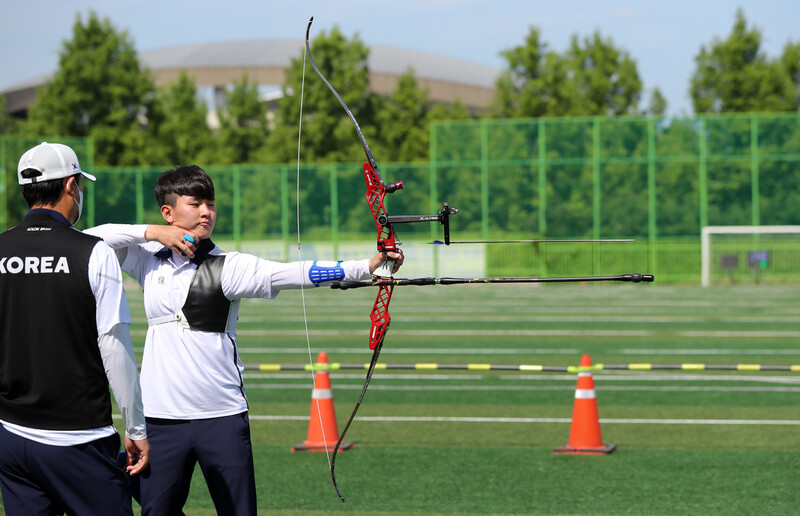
[220,253,376,299]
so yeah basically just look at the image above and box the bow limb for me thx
[305,17,377,172]
[306,16,398,502]
[330,338,384,501]
[306,16,401,282]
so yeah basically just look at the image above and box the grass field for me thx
[4,281,800,515]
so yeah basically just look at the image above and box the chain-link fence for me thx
[4,113,800,283]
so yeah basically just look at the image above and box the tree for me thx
[25,11,160,166]
[646,88,668,115]
[690,9,794,113]
[265,27,377,165]
[216,74,269,164]
[430,98,471,121]
[781,41,800,109]
[375,69,432,162]
[565,31,642,116]
[156,71,215,165]
[492,27,642,118]
[0,94,13,135]
[491,27,574,117]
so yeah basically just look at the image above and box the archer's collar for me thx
[155,238,216,265]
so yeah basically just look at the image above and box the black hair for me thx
[154,165,215,207]
[19,170,79,208]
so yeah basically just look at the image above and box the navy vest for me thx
[0,211,112,430]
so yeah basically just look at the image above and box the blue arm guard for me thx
[308,260,345,286]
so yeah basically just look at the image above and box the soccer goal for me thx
[701,226,800,286]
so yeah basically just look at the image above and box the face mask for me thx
[72,187,84,225]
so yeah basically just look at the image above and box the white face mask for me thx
[72,187,83,225]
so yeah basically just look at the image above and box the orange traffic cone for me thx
[554,354,616,455]
[291,352,354,452]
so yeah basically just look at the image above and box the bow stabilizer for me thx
[428,238,634,245]
[331,273,655,290]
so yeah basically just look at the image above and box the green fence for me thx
[431,113,800,238]
[3,113,800,283]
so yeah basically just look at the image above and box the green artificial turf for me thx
[3,284,799,515]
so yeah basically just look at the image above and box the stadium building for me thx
[1,40,500,124]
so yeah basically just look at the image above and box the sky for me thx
[1,1,799,116]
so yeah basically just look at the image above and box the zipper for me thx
[228,334,248,409]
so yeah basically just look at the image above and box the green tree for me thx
[25,11,160,166]
[491,27,574,117]
[492,27,642,118]
[216,74,269,164]
[0,94,13,134]
[375,70,474,162]
[156,71,215,165]
[690,9,794,113]
[430,98,471,121]
[646,88,668,115]
[375,69,432,162]
[265,27,377,165]
[566,31,642,116]
[781,41,800,109]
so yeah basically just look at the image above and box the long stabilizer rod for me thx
[331,273,654,290]
[428,239,635,245]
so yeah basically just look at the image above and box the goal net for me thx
[701,226,800,286]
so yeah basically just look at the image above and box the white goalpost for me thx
[701,225,800,287]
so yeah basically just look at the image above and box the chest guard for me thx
[148,241,238,333]
[180,253,235,332]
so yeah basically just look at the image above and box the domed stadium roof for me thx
[2,40,500,116]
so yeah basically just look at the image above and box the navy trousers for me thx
[0,424,132,515]
[140,412,256,516]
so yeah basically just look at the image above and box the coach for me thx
[0,142,150,515]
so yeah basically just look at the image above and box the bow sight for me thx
[378,200,460,246]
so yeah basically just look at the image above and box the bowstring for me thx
[296,38,332,468]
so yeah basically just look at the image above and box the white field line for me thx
[237,305,800,315]
[245,373,482,381]
[133,329,655,337]
[132,346,581,355]
[129,344,800,358]
[242,383,800,393]
[238,297,800,309]
[233,314,800,323]
[131,329,800,338]
[678,331,800,337]
[242,414,800,425]
[243,372,800,385]
[513,373,800,384]
[238,346,581,354]
[621,348,800,355]
[132,345,800,356]
[250,300,800,309]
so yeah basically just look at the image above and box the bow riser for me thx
[369,283,393,349]
[364,162,397,255]
[365,164,395,350]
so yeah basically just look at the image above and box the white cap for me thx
[17,142,97,185]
